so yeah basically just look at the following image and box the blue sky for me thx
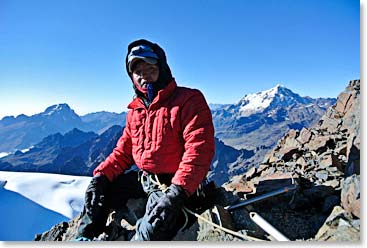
[0,0,360,118]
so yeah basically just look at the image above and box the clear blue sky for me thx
[0,0,360,118]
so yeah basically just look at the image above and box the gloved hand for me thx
[85,174,110,218]
[146,184,188,229]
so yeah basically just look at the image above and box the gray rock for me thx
[296,128,313,144]
[315,206,359,241]
[315,171,328,181]
[341,174,360,218]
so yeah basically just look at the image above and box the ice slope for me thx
[0,171,90,241]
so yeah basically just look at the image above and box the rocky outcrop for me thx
[223,79,360,241]
[211,85,335,179]
[35,80,360,241]
[202,79,360,241]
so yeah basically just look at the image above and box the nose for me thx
[138,73,152,82]
[135,70,149,78]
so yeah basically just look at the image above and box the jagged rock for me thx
[322,179,339,189]
[277,129,300,148]
[35,197,147,241]
[334,92,353,115]
[345,135,360,176]
[318,152,344,172]
[223,181,255,197]
[314,206,360,241]
[296,156,307,170]
[280,147,300,161]
[341,175,360,218]
[34,221,70,241]
[315,171,328,182]
[307,136,334,154]
[245,167,257,179]
[296,128,313,144]
[319,114,342,133]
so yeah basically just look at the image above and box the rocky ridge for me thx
[35,80,360,241]
[222,79,360,241]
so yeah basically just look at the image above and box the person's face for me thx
[132,60,159,90]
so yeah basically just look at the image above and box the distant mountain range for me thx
[0,85,336,185]
[211,84,335,149]
[0,126,122,176]
[0,104,126,153]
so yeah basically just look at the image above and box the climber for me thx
[75,39,215,241]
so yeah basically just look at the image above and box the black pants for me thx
[77,170,186,241]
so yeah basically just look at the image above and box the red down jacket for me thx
[94,79,215,195]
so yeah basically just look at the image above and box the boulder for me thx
[307,136,334,154]
[314,206,360,241]
[296,128,313,144]
[341,175,360,218]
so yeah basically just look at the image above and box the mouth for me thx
[140,81,153,89]
[140,82,148,89]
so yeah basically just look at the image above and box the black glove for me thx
[85,174,110,218]
[146,184,188,229]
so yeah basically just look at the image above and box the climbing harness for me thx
[141,170,265,241]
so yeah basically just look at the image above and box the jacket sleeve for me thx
[93,113,135,181]
[171,90,215,195]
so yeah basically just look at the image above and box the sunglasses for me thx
[131,45,154,55]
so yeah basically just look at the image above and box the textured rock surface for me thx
[314,206,360,241]
[341,175,360,218]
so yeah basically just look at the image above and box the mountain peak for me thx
[238,85,284,116]
[236,85,309,118]
[272,83,285,91]
[42,104,78,117]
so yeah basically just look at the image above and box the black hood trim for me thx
[125,39,173,94]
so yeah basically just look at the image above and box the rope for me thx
[150,172,265,241]
[153,174,168,192]
[183,206,265,241]
[152,174,188,232]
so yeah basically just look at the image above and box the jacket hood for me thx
[125,39,173,93]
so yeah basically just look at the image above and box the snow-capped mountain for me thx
[223,84,333,119]
[42,103,79,117]
[211,85,336,172]
[235,84,307,117]
[0,171,90,241]
[0,104,126,154]
[212,84,335,150]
